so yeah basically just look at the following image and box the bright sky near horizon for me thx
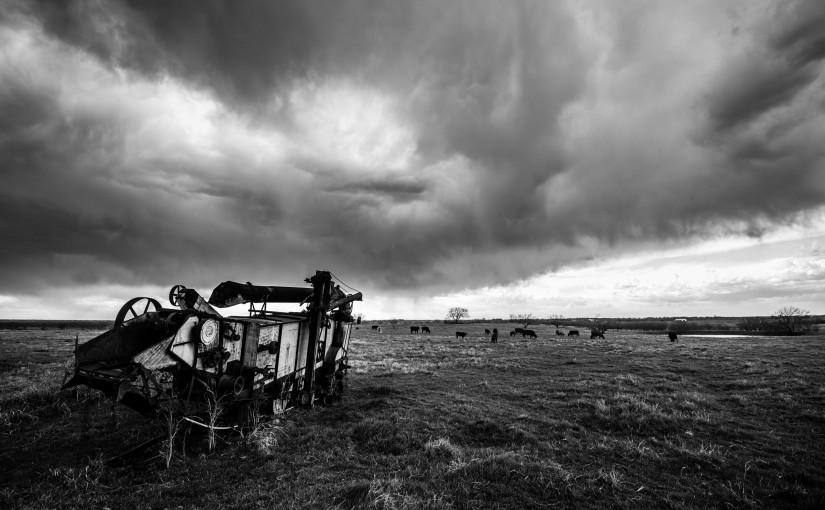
[1,0,823,320]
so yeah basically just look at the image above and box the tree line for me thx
[414,306,822,335]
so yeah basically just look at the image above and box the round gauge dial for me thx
[200,318,219,346]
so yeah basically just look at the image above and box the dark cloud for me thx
[1,0,824,313]
[19,0,414,109]
[703,0,825,135]
[768,0,825,64]
[705,59,815,133]
[325,177,428,201]
[690,0,825,241]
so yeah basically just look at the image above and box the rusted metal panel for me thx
[208,281,313,307]
[255,326,279,368]
[132,334,175,371]
[179,288,220,315]
[223,321,243,364]
[277,322,300,379]
[169,316,199,367]
[296,321,309,373]
[323,322,350,366]
[328,292,362,311]
[76,316,167,365]
[243,322,260,368]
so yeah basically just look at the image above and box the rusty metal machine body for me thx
[64,270,361,424]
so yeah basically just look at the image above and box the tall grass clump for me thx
[424,437,462,461]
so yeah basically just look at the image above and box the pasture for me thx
[1,323,824,509]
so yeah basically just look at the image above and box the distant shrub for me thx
[666,320,689,332]
[737,317,767,331]
[636,321,668,331]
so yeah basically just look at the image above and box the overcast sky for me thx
[1,0,823,320]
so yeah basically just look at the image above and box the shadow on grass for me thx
[449,417,539,447]
[351,416,422,455]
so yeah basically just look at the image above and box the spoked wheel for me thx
[272,398,288,415]
[114,297,162,329]
[333,361,348,402]
[272,381,293,415]
[334,379,345,401]
[321,370,347,406]
[329,373,346,404]
[168,285,187,307]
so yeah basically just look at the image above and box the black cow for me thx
[590,330,605,339]
[568,330,580,337]
[509,330,517,337]
[555,330,565,336]
[455,331,467,339]
[491,328,499,343]
[371,325,379,330]
[522,329,537,338]
[410,326,420,334]
[485,329,491,335]
[422,326,431,334]
[668,332,678,342]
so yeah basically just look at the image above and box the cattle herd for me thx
[368,325,596,340]
[367,324,681,344]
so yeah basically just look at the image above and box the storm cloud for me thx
[1,0,824,314]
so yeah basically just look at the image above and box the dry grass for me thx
[1,324,824,509]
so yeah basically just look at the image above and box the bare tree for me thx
[772,306,810,334]
[446,307,469,324]
[547,314,565,329]
[510,313,535,328]
[161,408,182,469]
[195,379,229,452]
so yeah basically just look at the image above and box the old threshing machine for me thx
[64,271,361,425]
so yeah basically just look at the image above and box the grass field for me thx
[1,323,824,509]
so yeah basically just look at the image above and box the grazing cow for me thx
[555,330,565,336]
[568,330,580,337]
[510,330,517,337]
[522,329,537,338]
[371,325,379,330]
[668,332,678,342]
[491,328,499,343]
[410,326,420,334]
[590,330,605,339]
[455,331,467,339]
[485,329,491,335]
[422,326,431,334]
